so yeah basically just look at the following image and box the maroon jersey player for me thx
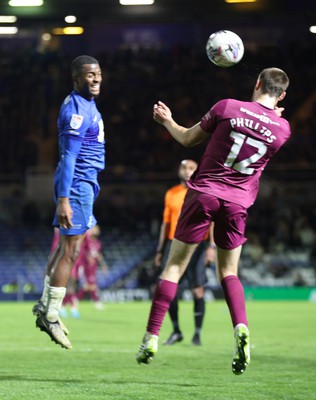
[136,67,291,375]
[76,225,107,308]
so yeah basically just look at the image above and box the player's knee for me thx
[62,246,80,265]
[193,287,204,298]
[164,263,183,278]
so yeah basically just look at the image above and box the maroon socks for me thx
[147,279,178,335]
[221,275,248,327]
[146,275,247,335]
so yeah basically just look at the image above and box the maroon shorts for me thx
[84,265,98,285]
[174,189,248,250]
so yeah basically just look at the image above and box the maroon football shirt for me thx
[187,99,291,208]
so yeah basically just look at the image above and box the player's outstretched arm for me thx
[153,101,208,147]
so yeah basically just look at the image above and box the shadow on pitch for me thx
[0,375,82,383]
[0,376,199,388]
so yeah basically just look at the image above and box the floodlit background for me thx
[0,0,315,300]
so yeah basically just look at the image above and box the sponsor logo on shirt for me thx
[239,107,280,126]
[70,114,84,129]
[69,224,82,229]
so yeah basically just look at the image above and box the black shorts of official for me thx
[161,239,208,289]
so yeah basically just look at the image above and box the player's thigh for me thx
[60,234,85,260]
[162,239,199,280]
[160,240,172,269]
[186,241,208,288]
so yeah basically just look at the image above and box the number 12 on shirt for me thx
[224,131,267,175]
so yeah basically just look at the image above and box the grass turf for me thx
[0,300,315,400]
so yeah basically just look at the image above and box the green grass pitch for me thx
[0,300,315,400]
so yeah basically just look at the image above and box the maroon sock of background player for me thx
[69,293,78,306]
[76,289,86,300]
[146,279,178,336]
[63,293,71,305]
[221,275,248,328]
[90,289,99,302]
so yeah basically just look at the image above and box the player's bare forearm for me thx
[163,120,193,147]
[153,101,208,147]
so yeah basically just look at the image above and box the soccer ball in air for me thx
[206,30,244,68]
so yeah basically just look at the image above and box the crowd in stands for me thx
[0,38,315,177]
[0,36,315,284]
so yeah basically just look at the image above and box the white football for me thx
[206,30,244,68]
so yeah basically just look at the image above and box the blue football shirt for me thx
[54,90,105,199]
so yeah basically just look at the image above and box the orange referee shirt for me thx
[163,184,187,240]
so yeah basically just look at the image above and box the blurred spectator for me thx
[0,40,315,265]
[0,41,315,176]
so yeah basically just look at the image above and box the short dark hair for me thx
[258,68,289,97]
[71,55,99,77]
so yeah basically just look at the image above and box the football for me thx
[206,30,244,68]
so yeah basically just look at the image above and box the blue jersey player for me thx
[32,55,105,349]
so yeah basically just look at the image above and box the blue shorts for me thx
[53,181,97,236]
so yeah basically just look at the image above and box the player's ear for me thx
[278,91,286,101]
[72,74,79,85]
[255,79,261,90]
